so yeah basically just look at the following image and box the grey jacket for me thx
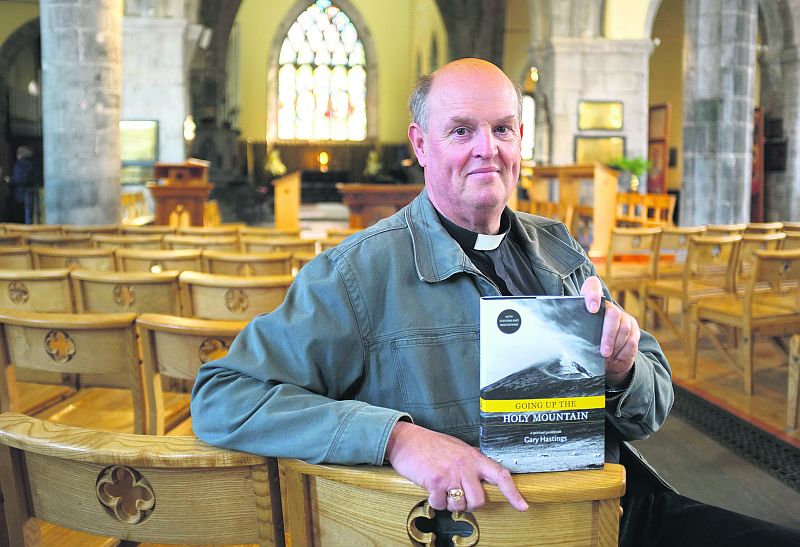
[191,190,673,466]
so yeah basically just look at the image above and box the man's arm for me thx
[190,255,409,465]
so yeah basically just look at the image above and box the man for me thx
[192,59,798,545]
[9,145,40,224]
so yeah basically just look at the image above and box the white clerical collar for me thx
[474,232,506,251]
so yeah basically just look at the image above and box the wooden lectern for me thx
[336,183,423,229]
[147,160,212,226]
[272,171,301,232]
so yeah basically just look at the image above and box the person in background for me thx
[8,145,40,224]
[191,58,800,546]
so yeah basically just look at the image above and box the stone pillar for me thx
[680,0,758,225]
[533,37,652,166]
[775,46,800,220]
[40,0,122,224]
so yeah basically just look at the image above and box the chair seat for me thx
[34,387,190,433]
[16,381,75,415]
[166,415,194,437]
[39,523,119,547]
[697,294,800,326]
[647,278,728,299]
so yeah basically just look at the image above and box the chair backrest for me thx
[605,227,661,278]
[24,233,92,248]
[31,246,116,271]
[61,223,120,236]
[0,269,74,312]
[748,249,800,302]
[292,252,317,274]
[179,271,292,320]
[92,233,164,249]
[278,458,624,547]
[71,269,181,314]
[4,224,62,237]
[239,226,301,239]
[684,234,742,292]
[202,250,292,276]
[704,223,747,236]
[120,224,176,235]
[163,234,239,252]
[115,248,202,273]
[0,413,284,546]
[177,224,241,237]
[735,232,787,286]
[0,310,143,430]
[653,226,707,278]
[326,227,361,239]
[240,236,317,255]
[0,234,22,246]
[745,221,784,234]
[0,246,33,269]
[783,232,800,251]
[136,313,247,434]
[783,221,800,233]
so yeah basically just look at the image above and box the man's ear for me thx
[520,123,524,139]
[407,123,427,168]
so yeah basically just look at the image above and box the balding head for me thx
[408,58,522,131]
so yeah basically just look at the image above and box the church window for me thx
[278,0,367,141]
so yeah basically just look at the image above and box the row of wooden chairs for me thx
[0,268,293,321]
[0,246,322,275]
[616,192,677,228]
[0,412,625,546]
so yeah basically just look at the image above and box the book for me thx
[479,295,606,473]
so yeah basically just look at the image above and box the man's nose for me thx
[472,127,498,158]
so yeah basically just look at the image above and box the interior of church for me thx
[0,0,799,543]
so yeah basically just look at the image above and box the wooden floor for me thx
[630,297,800,449]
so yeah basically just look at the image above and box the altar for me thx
[336,183,423,228]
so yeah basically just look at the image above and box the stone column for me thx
[40,0,122,224]
[775,46,800,220]
[680,0,758,225]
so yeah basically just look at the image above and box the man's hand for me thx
[385,421,529,513]
[580,276,639,387]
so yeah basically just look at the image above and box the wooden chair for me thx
[61,223,119,236]
[163,234,239,252]
[91,233,164,249]
[177,224,241,237]
[279,458,624,546]
[240,236,317,255]
[326,227,361,239]
[0,234,22,247]
[596,227,660,315]
[239,226,301,239]
[783,221,800,233]
[689,249,800,394]
[642,235,742,341]
[115,248,202,273]
[179,271,292,320]
[24,233,92,248]
[31,247,116,271]
[0,413,284,547]
[789,335,800,430]
[319,237,345,252]
[4,224,62,238]
[782,232,800,251]
[615,193,675,228]
[704,223,747,236]
[136,313,247,435]
[652,226,707,280]
[120,190,155,226]
[0,246,32,269]
[292,252,317,274]
[0,269,74,313]
[733,233,786,291]
[71,270,181,315]
[745,221,784,234]
[120,224,176,236]
[202,249,292,276]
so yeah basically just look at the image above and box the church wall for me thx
[0,2,38,47]
[503,0,532,83]
[648,0,684,191]
[410,0,447,78]
[603,0,651,39]
[235,0,417,144]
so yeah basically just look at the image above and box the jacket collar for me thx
[405,189,586,292]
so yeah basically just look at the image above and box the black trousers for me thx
[619,444,800,546]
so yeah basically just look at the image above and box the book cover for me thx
[479,296,606,473]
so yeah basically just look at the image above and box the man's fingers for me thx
[600,302,622,357]
[482,464,528,512]
[580,276,603,314]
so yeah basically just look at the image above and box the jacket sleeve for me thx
[190,253,409,465]
[555,225,674,441]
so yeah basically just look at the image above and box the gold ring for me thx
[446,488,464,502]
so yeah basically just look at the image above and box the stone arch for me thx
[644,0,664,38]
[265,0,378,142]
[0,18,40,176]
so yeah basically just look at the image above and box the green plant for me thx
[607,157,653,177]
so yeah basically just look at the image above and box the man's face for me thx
[408,64,521,232]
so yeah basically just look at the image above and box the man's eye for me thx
[453,127,469,136]
[495,125,510,134]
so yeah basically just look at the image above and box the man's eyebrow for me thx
[446,114,518,126]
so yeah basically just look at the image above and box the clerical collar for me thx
[436,209,511,251]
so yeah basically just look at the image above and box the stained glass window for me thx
[278,0,367,141]
[521,94,535,161]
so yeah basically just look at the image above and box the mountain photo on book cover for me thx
[480,296,605,473]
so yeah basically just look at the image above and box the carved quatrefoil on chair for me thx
[236,263,257,276]
[96,464,155,524]
[198,337,230,363]
[113,284,136,308]
[7,281,29,304]
[407,500,479,547]
[44,329,76,364]
[224,288,249,313]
